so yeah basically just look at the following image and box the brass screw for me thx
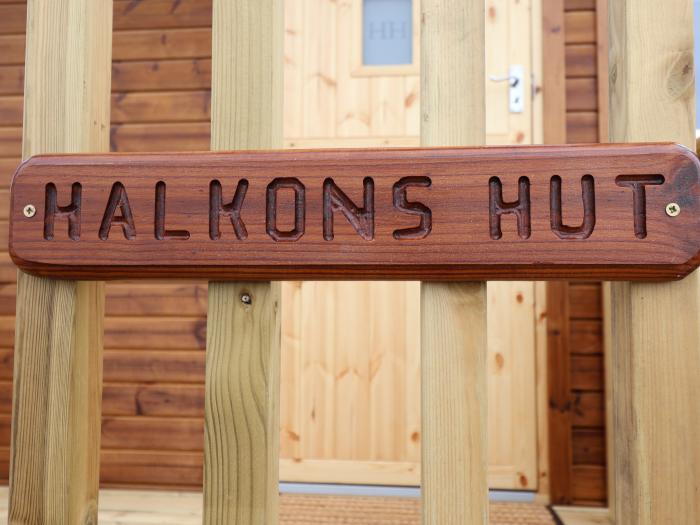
[666,203,681,217]
[240,293,252,305]
[23,204,36,218]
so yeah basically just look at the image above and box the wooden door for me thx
[280,0,539,489]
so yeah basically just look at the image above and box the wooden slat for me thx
[565,0,595,10]
[569,284,602,319]
[104,317,206,350]
[100,449,203,488]
[110,122,210,151]
[112,28,212,61]
[0,127,21,157]
[7,0,110,522]
[102,384,204,417]
[105,283,207,317]
[566,78,598,111]
[0,4,25,35]
[565,11,597,44]
[112,59,211,92]
[0,158,20,188]
[421,0,487,522]
[543,0,567,144]
[0,381,10,413]
[571,465,607,503]
[0,0,212,34]
[205,0,283,521]
[0,35,24,65]
[0,283,12,314]
[0,222,7,252]
[573,392,604,427]
[103,350,205,384]
[0,350,11,380]
[0,97,21,128]
[0,253,16,283]
[571,355,603,391]
[0,188,8,220]
[113,0,211,30]
[565,44,597,77]
[570,320,603,354]
[566,112,598,142]
[111,90,211,123]
[102,416,202,451]
[0,348,207,385]
[572,428,606,465]
[596,0,609,143]
[547,282,573,504]
[0,65,23,95]
[609,1,700,521]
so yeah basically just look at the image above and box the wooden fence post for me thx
[204,0,283,523]
[8,0,111,522]
[420,0,487,524]
[608,1,700,523]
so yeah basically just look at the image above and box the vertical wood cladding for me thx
[547,0,608,506]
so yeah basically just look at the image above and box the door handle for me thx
[489,65,525,114]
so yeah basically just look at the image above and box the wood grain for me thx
[204,282,282,524]
[420,0,487,523]
[608,1,700,523]
[204,0,283,523]
[9,143,700,281]
[7,0,111,522]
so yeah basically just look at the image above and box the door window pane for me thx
[363,0,413,66]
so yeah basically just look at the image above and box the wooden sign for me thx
[8,143,700,281]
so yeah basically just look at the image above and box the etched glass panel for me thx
[362,0,413,66]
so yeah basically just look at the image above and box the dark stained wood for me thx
[567,112,599,142]
[0,64,23,95]
[9,143,700,281]
[565,44,597,78]
[110,122,210,152]
[571,354,603,390]
[112,28,212,61]
[565,11,597,44]
[570,320,603,354]
[571,465,607,503]
[567,78,598,111]
[569,283,602,319]
[547,281,574,504]
[0,0,212,35]
[102,384,204,417]
[0,253,17,282]
[100,449,203,488]
[0,35,24,65]
[565,0,596,10]
[112,59,211,92]
[1,158,21,188]
[0,348,207,385]
[572,391,605,427]
[101,417,203,451]
[110,91,211,124]
[572,428,606,465]
[0,126,21,157]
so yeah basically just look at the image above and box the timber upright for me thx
[6,0,700,524]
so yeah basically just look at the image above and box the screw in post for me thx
[666,203,681,217]
[23,204,36,218]
[240,293,252,305]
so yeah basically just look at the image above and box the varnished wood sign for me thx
[8,143,700,280]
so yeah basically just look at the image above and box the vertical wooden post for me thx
[608,1,700,523]
[8,0,111,522]
[420,0,487,524]
[204,0,283,523]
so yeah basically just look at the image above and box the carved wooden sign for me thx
[8,143,700,280]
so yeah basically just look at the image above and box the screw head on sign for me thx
[23,204,36,218]
[666,203,681,217]
[240,293,252,305]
